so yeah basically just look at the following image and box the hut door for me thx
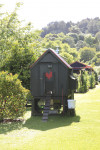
[40,63,58,96]
[45,71,55,95]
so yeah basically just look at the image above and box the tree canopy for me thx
[0,3,100,91]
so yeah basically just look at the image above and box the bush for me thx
[76,70,97,93]
[77,71,90,93]
[0,71,29,121]
[89,72,96,88]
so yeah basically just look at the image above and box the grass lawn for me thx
[0,84,100,150]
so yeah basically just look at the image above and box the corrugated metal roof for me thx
[30,48,72,69]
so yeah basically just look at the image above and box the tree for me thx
[68,33,79,44]
[87,18,100,35]
[69,48,80,61]
[85,34,96,47]
[61,43,71,53]
[95,52,100,65]
[69,26,81,34]
[80,47,96,62]
[95,31,100,51]
[76,40,88,50]
[62,35,75,48]
[60,52,73,64]
[0,3,42,89]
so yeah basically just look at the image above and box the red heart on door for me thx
[45,71,52,80]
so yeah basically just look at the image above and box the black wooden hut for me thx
[30,48,77,121]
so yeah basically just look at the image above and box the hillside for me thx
[41,17,100,37]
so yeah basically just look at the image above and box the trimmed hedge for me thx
[76,70,96,93]
[0,71,29,121]
[77,71,90,93]
[89,72,96,88]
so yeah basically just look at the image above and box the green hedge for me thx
[0,71,29,121]
[76,70,96,93]
[89,72,96,88]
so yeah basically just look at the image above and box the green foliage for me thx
[68,33,79,43]
[89,72,96,88]
[0,71,29,121]
[69,48,80,61]
[88,51,100,65]
[77,71,90,93]
[1,41,37,89]
[76,40,88,50]
[60,52,73,64]
[96,52,100,64]
[76,70,97,93]
[77,71,98,93]
[94,71,98,84]
[85,34,96,47]
[41,18,100,37]
[61,43,70,52]
[62,35,75,48]
[0,85,100,150]
[0,3,100,93]
[80,47,96,62]
[0,4,42,89]
[94,66,100,75]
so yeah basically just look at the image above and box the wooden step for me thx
[43,110,49,113]
[43,112,48,116]
[44,106,50,109]
[42,116,48,120]
[42,95,51,122]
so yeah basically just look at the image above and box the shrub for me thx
[0,71,29,121]
[94,71,98,84]
[76,71,90,93]
[89,72,96,88]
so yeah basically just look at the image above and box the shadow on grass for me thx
[0,113,80,134]
[23,115,80,131]
[0,121,23,134]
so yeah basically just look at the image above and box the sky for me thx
[1,0,100,29]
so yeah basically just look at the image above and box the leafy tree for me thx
[60,43,71,53]
[41,21,72,37]
[93,52,100,65]
[80,47,96,62]
[85,34,96,47]
[95,31,100,51]
[95,31,100,42]
[42,39,62,52]
[0,3,42,89]
[60,52,73,64]
[77,19,89,33]
[76,40,88,50]
[69,26,81,34]
[78,34,85,41]
[69,48,80,61]
[62,35,75,48]
[87,18,100,35]
[68,33,79,43]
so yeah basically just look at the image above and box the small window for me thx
[48,64,52,68]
